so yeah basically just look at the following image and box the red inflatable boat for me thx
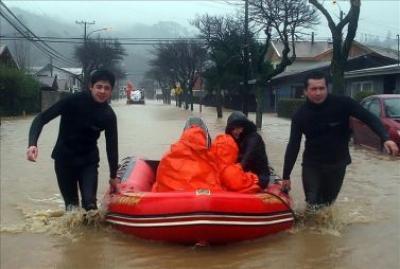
[103,157,294,245]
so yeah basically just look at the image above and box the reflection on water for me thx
[1,101,399,269]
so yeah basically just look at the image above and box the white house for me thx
[33,63,82,92]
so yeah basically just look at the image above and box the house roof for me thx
[0,44,7,55]
[0,44,20,69]
[273,61,331,80]
[367,46,399,60]
[271,40,333,59]
[34,63,82,77]
[345,64,400,78]
[271,53,398,83]
[270,40,399,61]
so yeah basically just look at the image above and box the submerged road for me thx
[1,100,399,269]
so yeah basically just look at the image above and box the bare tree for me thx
[309,0,361,95]
[148,40,207,110]
[249,0,319,128]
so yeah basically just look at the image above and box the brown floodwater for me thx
[1,100,399,269]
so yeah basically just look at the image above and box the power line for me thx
[0,1,76,66]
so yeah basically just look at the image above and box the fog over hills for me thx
[2,7,194,84]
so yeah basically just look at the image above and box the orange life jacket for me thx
[211,134,261,193]
[152,126,221,192]
[153,129,260,193]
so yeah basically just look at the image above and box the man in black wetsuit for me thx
[27,70,119,211]
[281,71,398,210]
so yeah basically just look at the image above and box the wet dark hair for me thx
[304,71,328,89]
[90,69,115,89]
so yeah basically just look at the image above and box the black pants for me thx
[54,161,99,211]
[302,163,347,206]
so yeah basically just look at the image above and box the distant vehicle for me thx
[350,94,400,152]
[127,89,145,105]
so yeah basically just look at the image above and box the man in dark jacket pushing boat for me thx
[281,71,398,211]
[27,70,119,211]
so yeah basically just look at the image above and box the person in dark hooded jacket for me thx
[225,111,270,188]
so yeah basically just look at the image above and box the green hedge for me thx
[353,90,375,102]
[277,98,305,118]
[0,67,41,116]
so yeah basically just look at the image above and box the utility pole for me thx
[76,20,95,89]
[243,0,249,116]
[76,20,95,43]
[397,34,399,66]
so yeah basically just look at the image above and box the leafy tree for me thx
[0,66,40,116]
[193,15,248,118]
[309,0,361,95]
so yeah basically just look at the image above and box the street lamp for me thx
[86,27,112,39]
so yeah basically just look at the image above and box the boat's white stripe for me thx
[106,217,294,227]
[106,212,293,221]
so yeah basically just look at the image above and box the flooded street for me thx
[1,100,399,269]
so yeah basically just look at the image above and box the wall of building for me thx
[41,90,71,111]
[345,73,400,96]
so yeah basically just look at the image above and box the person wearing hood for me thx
[225,111,270,189]
[282,71,398,211]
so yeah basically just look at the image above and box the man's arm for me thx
[280,118,302,192]
[282,118,302,180]
[348,97,389,141]
[104,111,119,179]
[27,98,66,161]
[348,98,399,155]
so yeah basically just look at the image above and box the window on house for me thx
[351,81,373,97]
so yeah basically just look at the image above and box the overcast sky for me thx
[4,0,400,40]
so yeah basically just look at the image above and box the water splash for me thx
[293,200,377,237]
[0,207,109,240]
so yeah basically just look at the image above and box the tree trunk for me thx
[331,60,345,95]
[331,33,346,95]
[184,89,189,110]
[216,88,223,118]
[190,89,194,111]
[255,86,263,129]
[242,90,249,116]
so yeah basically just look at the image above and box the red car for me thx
[351,94,400,152]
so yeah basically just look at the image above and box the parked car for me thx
[350,94,400,152]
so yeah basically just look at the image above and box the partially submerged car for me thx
[350,94,400,152]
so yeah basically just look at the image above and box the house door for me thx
[383,75,396,94]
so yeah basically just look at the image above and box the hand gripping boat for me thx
[103,157,295,245]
